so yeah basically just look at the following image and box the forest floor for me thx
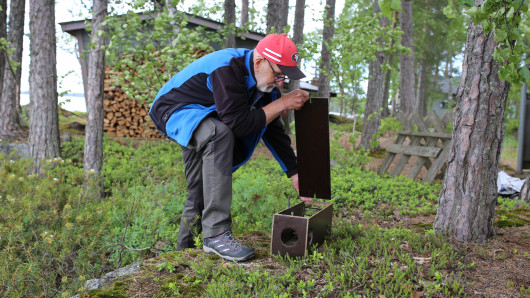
[247,130,529,297]
[55,114,529,297]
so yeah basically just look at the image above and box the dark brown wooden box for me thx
[270,98,332,258]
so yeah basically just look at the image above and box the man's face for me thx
[255,58,285,93]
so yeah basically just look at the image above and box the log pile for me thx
[103,69,162,139]
[103,49,212,139]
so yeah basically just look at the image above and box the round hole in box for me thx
[281,228,298,247]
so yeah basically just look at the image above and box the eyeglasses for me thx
[267,60,286,82]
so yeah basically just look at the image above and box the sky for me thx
[15,0,345,112]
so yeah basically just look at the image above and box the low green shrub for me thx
[332,166,441,216]
[378,117,403,135]
[505,118,519,137]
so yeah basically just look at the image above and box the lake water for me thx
[20,92,87,113]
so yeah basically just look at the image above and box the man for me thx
[149,34,309,261]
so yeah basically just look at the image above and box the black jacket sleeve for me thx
[262,115,298,177]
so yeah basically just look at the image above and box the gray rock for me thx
[85,263,141,291]
[0,143,29,159]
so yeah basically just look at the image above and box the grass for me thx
[0,120,528,297]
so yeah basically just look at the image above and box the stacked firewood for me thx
[103,68,162,139]
[103,49,212,139]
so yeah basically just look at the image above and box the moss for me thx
[159,276,203,297]
[494,209,530,228]
[412,222,433,232]
[368,149,387,159]
[494,218,528,228]
[88,281,129,298]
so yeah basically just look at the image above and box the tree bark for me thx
[317,0,335,98]
[29,0,60,173]
[0,0,26,141]
[399,0,414,116]
[415,61,427,117]
[382,11,398,118]
[433,10,510,243]
[521,177,530,203]
[284,0,305,134]
[84,0,107,199]
[360,0,386,151]
[224,0,236,48]
[266,0,288,34]
[0,0,6,103]
[152,0,165,11]
[240,0,249,27]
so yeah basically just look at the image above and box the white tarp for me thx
[497,170,526,196]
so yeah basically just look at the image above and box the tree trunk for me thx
[415,61,427,117]
[0,0,26,141]
[152,0,165,11]
[399,0,414,116]
[284,0,305,134]
[433,13,510,243]
[224,0,236,48]
[266,0,288,34]
[382,11,398,118]
[280,0,289,31]
[317,0,335,98]
[266,0,280,33]
[29,0,60,173]
[240,0,249,27]
[0,0,6,102]
[360,0,386,151]
[521,177,530,203]
[83,0,107,199]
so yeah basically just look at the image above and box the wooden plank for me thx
[388,144,441,158]
[378,134,407,175]
[422,141,451,183]
[397,130,452,139]
[390,135,423,177]
[407,137,438,179]
[397,111,413,131]
[411,113,427,132]
[427,110,445,133]
[441,110,454,127]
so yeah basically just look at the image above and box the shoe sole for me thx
[203,246,255,262]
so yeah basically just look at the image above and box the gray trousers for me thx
[176,118,235,250]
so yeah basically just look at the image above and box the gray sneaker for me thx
[203,230,255,261]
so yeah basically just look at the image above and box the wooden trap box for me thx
[270,97,332,258]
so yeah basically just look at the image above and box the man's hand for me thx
[291,173,312,201]
[263,89,310,125]
[279,89,310,111]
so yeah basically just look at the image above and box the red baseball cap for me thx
[255,34,306,80]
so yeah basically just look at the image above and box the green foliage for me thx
[379,0,402,18]
[445,0,530,86]
[0,156,108,296]
[332,166,441,216]
[105,5,220,104]
[1,132,526,296]
[329,0,406,115]
[378,116,403,135]
[505,118,519,136]
[232,155,298,234]
[0,138,186,296]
